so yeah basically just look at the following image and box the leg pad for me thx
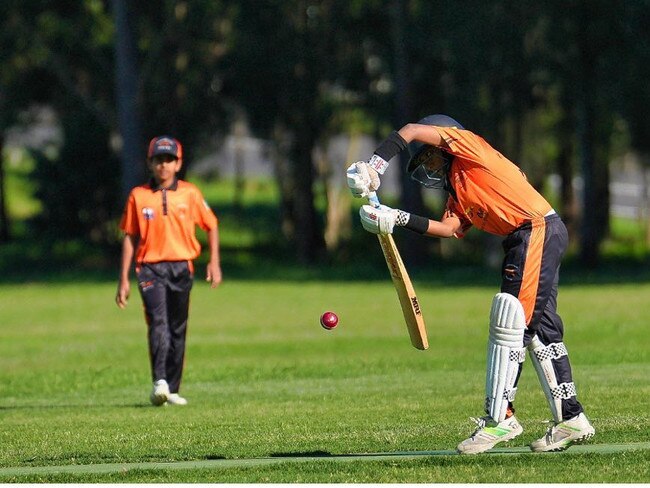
[485,293,526,422]
[528,335,577,422]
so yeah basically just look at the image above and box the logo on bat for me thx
[411,296,422,315]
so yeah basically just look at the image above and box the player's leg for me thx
[524,217,595,451]
[527,280,594,450]
[499,223,538,414]
[164,261,194,405]
[458,218,543,453]
[526,277,584,421]
[137,263,171,405]
[528,334,594,451]
[457,293,525,454]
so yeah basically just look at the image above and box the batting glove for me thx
[360,204,402,235]
[346,161,381,198]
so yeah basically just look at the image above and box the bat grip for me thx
[368,191,381,209]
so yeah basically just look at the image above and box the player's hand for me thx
[206,262,222,289]
[359,204,398,235]
[346,161,380,198]
[116,281,130,309]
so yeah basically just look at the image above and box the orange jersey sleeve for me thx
[120,192,140,236]
[437,127,552,237]
[119,180,218,264]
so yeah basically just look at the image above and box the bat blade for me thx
[377,233,429,350]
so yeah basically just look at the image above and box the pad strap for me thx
[551,382,577,399]
[504,387,517,401]
[532,342,568,361]
[510,348,527,363]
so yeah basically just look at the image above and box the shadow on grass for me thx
[1,232,650,287]
[271,451,333,458]
[2,253,650,289]
[0,403,170,410]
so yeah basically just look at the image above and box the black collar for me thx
[149,177,179,192]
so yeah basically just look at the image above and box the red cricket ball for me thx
[320,311,339,330]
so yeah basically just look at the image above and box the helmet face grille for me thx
[410,164,446,189]
[408,145,450,189]
[406,114,462,189]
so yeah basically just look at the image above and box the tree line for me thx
[1,0,648,267]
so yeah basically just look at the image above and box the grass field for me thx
[0,273,649,483]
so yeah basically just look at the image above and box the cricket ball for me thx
[320,311,339,330]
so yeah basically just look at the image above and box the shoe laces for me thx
[469,416,492,435]
[541,419,559,441]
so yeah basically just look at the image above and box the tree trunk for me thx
[271,122,295,242]
[232,117,247,217]
[291,123,324,263]
[390,0,429,267]
[644,163,650,246]
[557,123,578,241]
[577,94,600,267]
[112,0,144,199]
[322,134,355,254]
[0,135,10,242]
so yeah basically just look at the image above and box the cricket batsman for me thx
[346,114,595,453]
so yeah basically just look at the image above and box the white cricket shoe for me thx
[150,379,170,406]
[167,393,188,406]
[530,412,595,452]
[457,415,523,454]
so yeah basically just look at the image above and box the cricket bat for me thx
[368,192,429,350]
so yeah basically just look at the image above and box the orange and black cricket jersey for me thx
[437,127,558,326]
[119,179,217,265]
[436,127,552,238]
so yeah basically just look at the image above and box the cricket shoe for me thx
[150,379,170,406]
[167,393,188,406]
[530,412,595,452]
[457,415,523,454]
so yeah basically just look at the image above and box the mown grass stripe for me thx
[1,442,648,477]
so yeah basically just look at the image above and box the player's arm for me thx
[116,233,137,308]
[423,214,462,238]
[205,224,222,289]
[359,206,461,238]
[396,123,450,149]
[347,124,451,198]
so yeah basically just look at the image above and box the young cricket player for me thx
[116,135,222,406]
[346,114,595,453]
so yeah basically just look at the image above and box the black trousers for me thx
[137,261,193,393]
[500,215,583,420]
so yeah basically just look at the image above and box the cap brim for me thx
[149,150,178,158]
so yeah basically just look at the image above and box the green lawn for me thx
[0,276,648,482]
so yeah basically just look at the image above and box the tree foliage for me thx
[1,0,649,266]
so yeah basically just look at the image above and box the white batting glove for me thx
[346,161,381,198]
[359,204,399,235]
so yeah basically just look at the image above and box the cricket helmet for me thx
[407,114,463,190]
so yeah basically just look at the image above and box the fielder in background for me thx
[346,114,595,454]
[116,135,222,406]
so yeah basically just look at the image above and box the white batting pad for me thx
[528,335,575,422]
[485,293,527,422]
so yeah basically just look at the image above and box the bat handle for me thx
[368,191,381,209]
